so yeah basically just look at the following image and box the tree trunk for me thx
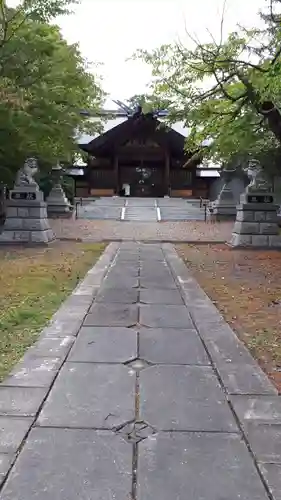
[260,101,281,143]
[236,73,281,143]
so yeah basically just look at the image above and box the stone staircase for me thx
[123,205,158,222]
[76,200,122,220]
[76,197,205,222]
[158,199,205,221]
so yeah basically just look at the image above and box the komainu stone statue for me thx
[0,157,55,244]
[244,160,269,192]
[14,157,39,188]
[230,158,280,248]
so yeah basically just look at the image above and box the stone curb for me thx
[58,237,227,244]
[226,242,281,250]
[0,242,119,484]
[82,238,228,244]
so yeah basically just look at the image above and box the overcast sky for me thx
[56,0,264,106]
[9,0,265,106]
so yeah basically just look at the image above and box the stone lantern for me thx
[46,163,71,217]
[212,168,237,221]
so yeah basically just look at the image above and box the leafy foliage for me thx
[1,0,78,28]
[126,93,170,114]
[0,1,104,185]
[133,1,281,168]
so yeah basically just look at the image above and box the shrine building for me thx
[70,108,220,198]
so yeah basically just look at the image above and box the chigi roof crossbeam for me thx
[80,99,169,119]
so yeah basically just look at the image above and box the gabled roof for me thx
[79,112,189,156]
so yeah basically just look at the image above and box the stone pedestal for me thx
[212,170,237,221]
[0,187,55,245]
[212,188,237,221]
[47,184,71,217]
[229,191,281,248]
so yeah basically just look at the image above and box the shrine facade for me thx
[74,110,217,198]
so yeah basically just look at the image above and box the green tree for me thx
[126,93,170,114]
[0,0,78,30]
[0,4,104,184]
[133,0,281,167]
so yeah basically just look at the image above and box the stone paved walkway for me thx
[0,243,280,499]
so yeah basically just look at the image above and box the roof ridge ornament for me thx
[112,99,133,115]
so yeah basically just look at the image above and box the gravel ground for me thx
[50,219,233,242]
[178,244,281,392]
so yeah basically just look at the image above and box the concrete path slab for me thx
[0,428,132,500]
[139,365,238,432]
[139,304,193,328]
[102,275,139,289]
[140,268,172,280]
[106,267,139,278]
[28,337,74,359]
[138,433,269,500]
[244,425,281,463]
[37,363,135,429]
[138,328,209,365]
[86,303,138,326]
[258,464,281,500]
[139,277,177,289]
[96,287,139,303]
[3,357,63,388]
[69,326,137,363]
[0,241,280,499]
[0,417,33,454]
[139,289,183,304]
[0,387,48,417]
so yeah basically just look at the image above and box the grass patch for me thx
[178,244,281,393]
[0,242,105,381]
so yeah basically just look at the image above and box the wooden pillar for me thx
[87,156,91,195]
[191,165,196,197]
[165,150,170,196]
[114,154,119,195]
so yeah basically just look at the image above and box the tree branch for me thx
[218,58,269,72]
[211,68,246,102]
[0,0,8,47]
[160,76,190,99]
[269,0,281,23]
[236,71,260,112]
[271,45,281,65]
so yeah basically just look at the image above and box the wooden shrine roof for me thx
[79,111,191,157]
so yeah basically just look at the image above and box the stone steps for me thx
[123,207,158,222]
[77,204,122,220]
[159,207,205,221]
[76,197,206,222]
